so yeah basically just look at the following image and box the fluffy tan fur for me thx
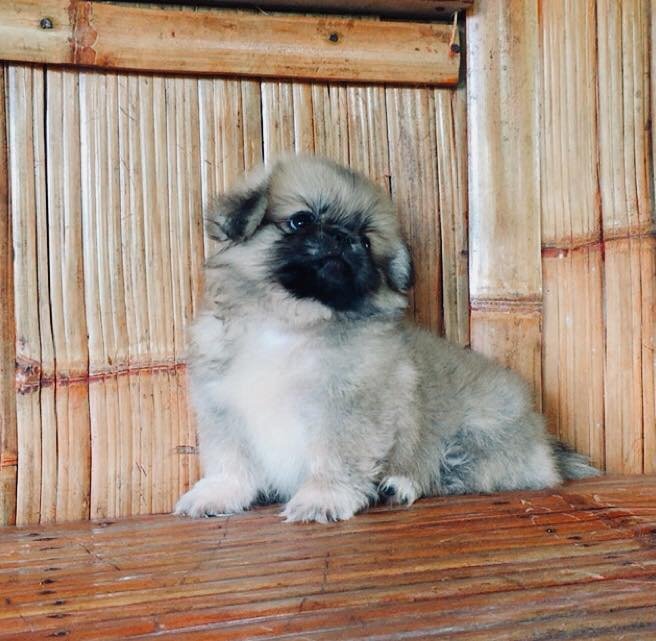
[176,155,598,523]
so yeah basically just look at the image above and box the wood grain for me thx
[0,476,654,640]
[0,64,17,527]
[167,0,473,19]
[0,1,460,86]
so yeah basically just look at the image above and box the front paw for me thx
[282,481,369,524]
[174,476,256,518]
[379,475,420,506]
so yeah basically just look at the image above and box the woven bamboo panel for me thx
[1,65,468,525]
[468,0,654,475]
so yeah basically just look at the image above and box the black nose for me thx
[324,225,357,250]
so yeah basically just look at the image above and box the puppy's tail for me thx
[552,440,601,480]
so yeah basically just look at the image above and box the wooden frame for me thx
[0,0,461,86]
[132,0,473,20]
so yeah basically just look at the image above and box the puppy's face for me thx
[206,156,413,318]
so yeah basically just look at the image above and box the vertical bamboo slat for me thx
[597,0,653,474]
[648,1,656,475]
[387,88,442,333]
[311,85,349,164]
[292,83,315,154]
[164,77,202,500]
[346,86,390,191]
[467,0,542,397]
[242,81,263,172]
[8,66,46,525]
[262,82,296,161]
[80,71,126,518]
[435,88,469,347]
[539,0,604,467]
[0,64,17,526]
[199,78,261,256]
[45,69,91,521]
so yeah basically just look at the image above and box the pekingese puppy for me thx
[175,155,598,523]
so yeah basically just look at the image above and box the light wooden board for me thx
[158,0,473,19]
[0,0,460,86]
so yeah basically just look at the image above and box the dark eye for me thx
[288,212,316,232]
[361,235,371,250]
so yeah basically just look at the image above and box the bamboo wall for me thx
[0,0,654,527]
[467,0,654,474]
[0,65,468,525]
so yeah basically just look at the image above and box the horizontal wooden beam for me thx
[123,0,473,20]
[0,1,461,85]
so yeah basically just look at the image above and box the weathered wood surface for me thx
[150,0,473,20]
[0,0,460,86]
[1,476,655,640]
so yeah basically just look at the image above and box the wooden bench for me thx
[2,476,655,640]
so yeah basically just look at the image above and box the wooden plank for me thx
[0,1,460,86]
[466,0,542,395]
[0,64,17,527]
[0,477,654,640]
[138,0,473,20]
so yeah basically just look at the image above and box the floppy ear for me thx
[205,166,270,242]
[386,241,414,293]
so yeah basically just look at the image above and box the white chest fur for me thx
[215,324,316,497]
